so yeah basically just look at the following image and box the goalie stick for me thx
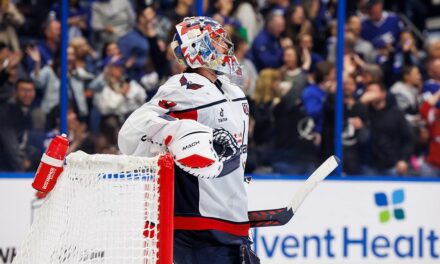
[248,155,340,227]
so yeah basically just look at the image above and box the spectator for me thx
[102,41,120,58]
[139,64,160,99]
[301,61,336,137]
[303,0,329,53]
[260,0,289,16]
[26,19,60,72]
[361,0,404,48]
[298,33,323,73]
[284,5,313,45]
[373,38,397,83]
[232,0,263,43]
[140,5,172,43]
[394,31,425,70]
[427,40,440,59]
[51,0,90,39]
[212,0,243,37]
[90,56,147,153]
[28,46,88,120]
[303,0,330,32]
[360,82,413,176]
[371,30,424,84]
[391,65,428,171]
[45,104,92,155]
[247,69,279,170]
[0,43,25,103]
[390,65,423,127]
[419,90,440,177]
[232,35,258,96]
[271,53,318,175]
[118,6,168,80]
[95,115,120,154]
[0,1,24,53]
[361,63,383,85]
[342,37,366,78]
[91,0,135,52]
[322,73,369,174]
[166,0,195,26]
[99,41,120,69]
[422,58,440,108]
[0,79,39,171]
[249,11,285,71]
[249,68,279,148]
[70,36,98,76]
[279,46,309,101]
[345,16,375,63]
[354,63,383,98]
[93,56,146,119]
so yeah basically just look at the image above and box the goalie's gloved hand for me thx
[166,120,223,179]
[213,128,240,162]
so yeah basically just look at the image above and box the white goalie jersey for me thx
[118,72,250,236]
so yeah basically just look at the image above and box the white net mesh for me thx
[13,151,165,264]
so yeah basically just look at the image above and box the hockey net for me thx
[13,151,174,264]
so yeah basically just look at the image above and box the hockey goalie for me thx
[118,16,260,263]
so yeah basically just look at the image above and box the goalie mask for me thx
[171,16,243,79]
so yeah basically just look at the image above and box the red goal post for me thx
[157,153,174,264]
[13,151,174,264]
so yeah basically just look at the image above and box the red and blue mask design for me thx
[171,16,242,78]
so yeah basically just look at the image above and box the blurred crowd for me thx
[0,0,439,177]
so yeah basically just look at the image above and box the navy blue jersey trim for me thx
[169,97,247,114]
[170,99,228,114]
[218,153,241,177]
[214,79,224,94]
[232,97,247,102]
[180,131,210,139]
[174,166,201,215]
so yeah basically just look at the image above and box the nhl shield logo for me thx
[242,103,249,115]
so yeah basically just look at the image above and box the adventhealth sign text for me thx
[248,179,440,263]
[253,226,439,259]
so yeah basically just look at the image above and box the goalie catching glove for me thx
[166,120,224,178]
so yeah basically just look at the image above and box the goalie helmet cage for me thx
[13,151,174,264]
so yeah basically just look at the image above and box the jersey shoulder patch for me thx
[179,75,204,90]
[163,73,212,92]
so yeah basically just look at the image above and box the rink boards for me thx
[248,176,440,264]
[1,174,440,264]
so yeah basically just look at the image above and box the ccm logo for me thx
[182,141,199,150]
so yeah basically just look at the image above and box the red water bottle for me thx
[32,134,69,193]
